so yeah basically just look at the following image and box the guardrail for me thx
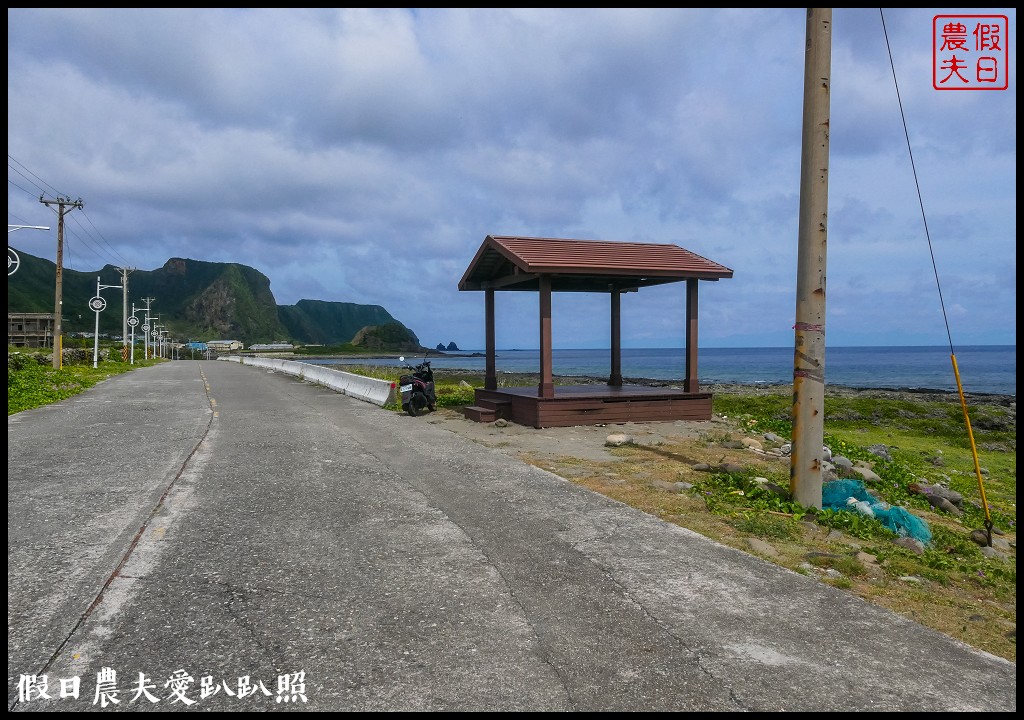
[221,356,396,407]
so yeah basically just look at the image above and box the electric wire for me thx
[878,8,993,543]
[9,154,133,271]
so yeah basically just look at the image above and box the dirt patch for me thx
[425,407,732,464]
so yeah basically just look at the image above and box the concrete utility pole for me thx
[791,8,832,509]
[39,195,84,369]
[118,266,135,361]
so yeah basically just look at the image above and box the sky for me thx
[7,8,1016,350]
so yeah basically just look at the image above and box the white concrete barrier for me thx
[221,356,397,407]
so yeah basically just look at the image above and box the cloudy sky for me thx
[8,8,1016,350]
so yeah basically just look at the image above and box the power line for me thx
[8,155,63,198]
[878,7,993,546]
[9,156,133,270]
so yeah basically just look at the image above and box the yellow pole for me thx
[950,354,993,546]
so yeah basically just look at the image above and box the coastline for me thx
[453,369,1017,406]
[282,354,1015,405]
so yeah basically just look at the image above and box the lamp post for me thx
[153,325,166,359]
[7,225,49,277]
[146,314,160,360]
[90,275,123,369]
[128,305,149,365]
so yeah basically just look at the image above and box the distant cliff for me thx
[278,299,406,346]
[7,247,422,347]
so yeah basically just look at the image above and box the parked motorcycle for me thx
[398,355,436,416]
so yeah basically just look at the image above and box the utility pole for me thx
[142,298,155,359]
[791,8,832,509]
[39,195,84,369]
[118,266,135,361]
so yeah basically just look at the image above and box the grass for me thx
[7,347,165,415]
[9,352,1016,661]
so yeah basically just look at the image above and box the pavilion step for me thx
[462,405,496,423]
[476,397,512,418]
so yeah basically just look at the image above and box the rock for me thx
[832,455,854,471]
[969,529,992,546]
[908,482,964,508]
[826,529,849,543]
[856,551,879,565]
[980,546,1007,560]
[747,538,780,558]
[764,483,790,500]
[719,462,745,474]
[892,537,925,555]
[605,433,634,447]
[972,534,1011,553]
[866,444,892,461]
[740,437,763,451]
[850,466,882,483]
[924,494,963,516]
[691,462,713,472]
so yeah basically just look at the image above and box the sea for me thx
[304,345,1015,396]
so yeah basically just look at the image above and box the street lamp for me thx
[146,315,160,360]
[8,226,49,277]
[90,275,123,368]
[153,325,166,359]
[127,305,149,365]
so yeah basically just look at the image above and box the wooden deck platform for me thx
[462,384,713,428]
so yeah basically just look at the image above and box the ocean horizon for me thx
[306,344,1016,396]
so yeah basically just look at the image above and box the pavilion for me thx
[457,235,733,428]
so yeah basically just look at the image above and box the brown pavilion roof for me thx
[458,235,733,292]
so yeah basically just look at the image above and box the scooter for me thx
[398,355,436,416]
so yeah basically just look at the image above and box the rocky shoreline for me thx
[487,372,1016,407]
[289,355,1015,408]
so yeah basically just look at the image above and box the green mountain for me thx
[278,299,402,346]
[7,247,423,347]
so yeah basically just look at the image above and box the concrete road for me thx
[7,360,1016,711]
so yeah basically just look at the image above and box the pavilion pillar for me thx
[609,288,622,386]
[538,274,554,398]
[484,288,497,390]
[684,278,699,392]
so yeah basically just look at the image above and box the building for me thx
[7,313,55,348]
[206,339,244,352]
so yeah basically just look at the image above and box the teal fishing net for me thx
[822,478,932,545]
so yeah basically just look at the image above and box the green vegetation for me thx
[8,347,164,415]
[277,298,409,346]
[714,392,1016,534]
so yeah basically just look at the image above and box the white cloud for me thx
[8,7,1016,349]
